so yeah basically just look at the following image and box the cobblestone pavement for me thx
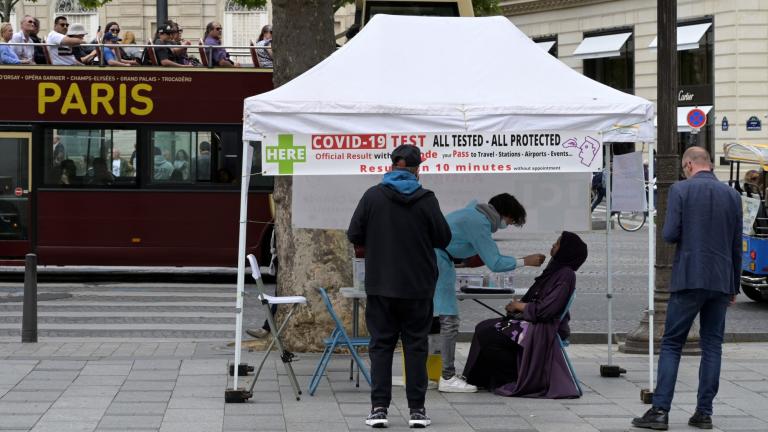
[0,341,767,431]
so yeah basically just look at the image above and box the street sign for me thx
[686,108,707,129]
[14,187,22,197]
[747,116,762,131]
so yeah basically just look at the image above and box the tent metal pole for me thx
[225,140,255,402]
[648,141,656,392]
[600,143,625,378]
[606,144,613,366]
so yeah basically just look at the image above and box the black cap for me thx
[158,23,174,34]
[391,145,422,167]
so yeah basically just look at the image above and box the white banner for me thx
[292,173,591,232]
[260,131,603,175]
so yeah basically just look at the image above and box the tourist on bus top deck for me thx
[101,21,138,66]
[0,23,22,65]
[28,17,46,65]
[169,22,194,66]
[152,22,192,68]
[203,21,240,68]
[121,31,143,61]
[255,25,273,68]
[103,32,137,67]
[10,15,36,64]
[47,17,85,65]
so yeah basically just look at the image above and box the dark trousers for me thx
[462,318,519,389]
[653,289,730,415]
[365,295,433,410]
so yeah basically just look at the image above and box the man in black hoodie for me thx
[348,144,451,429]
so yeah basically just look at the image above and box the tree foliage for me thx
[77,0,117,8]
[0,0,25,23]
[472,0,501,16]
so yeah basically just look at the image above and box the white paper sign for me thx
[611,151,647,212]
[742,195,761,235]
[292,173,591,232]
[261,131,602,175]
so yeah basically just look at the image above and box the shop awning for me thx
[648,22,711,51]
[572,32,632,59]
[535,40,556,53]
[653,106,713,132]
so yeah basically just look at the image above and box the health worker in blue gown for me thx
[433,193,545,393]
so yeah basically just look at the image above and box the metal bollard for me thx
[21,253,38,343]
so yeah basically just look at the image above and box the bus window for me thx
[150,130,246,186]
[214,131,241,185]
[196,133,212,182]
[44,129,138,187]
[151,131,196,183]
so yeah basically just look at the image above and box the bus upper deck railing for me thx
[1,41,272,69]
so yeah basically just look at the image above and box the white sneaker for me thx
[438,376,477,393]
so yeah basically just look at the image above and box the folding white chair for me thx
[247,254,307,400]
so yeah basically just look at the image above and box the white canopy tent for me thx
[234,15,657,395]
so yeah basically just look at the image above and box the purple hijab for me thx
[522,231,587,303]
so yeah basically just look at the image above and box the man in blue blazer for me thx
[633,146,742,431]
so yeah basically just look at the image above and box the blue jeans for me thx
[653,289,730,415]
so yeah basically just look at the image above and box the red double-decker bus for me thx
[0,65,274,268]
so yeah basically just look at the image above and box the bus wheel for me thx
[741,284,767,303]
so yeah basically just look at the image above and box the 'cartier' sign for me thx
[678,90,694,102]
[677,85,713,105]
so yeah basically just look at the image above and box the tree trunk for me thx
[271,0,356,352]
[1,0,12,24]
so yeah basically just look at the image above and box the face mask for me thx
[499,219,508,229]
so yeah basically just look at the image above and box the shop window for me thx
[578,28,634,95]
[676,19,714,159]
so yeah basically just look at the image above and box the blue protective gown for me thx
[433,201,519,316]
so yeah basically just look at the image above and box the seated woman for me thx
[462,231,588,398]
[743,169,763,198]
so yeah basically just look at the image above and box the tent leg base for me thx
[640,388,654,404]
[229,363,254,377]
[600,364,627,378]
[225,388,253,403]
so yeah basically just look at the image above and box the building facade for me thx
[502,0,768,172]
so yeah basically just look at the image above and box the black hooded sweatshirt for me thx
[347,182,451,299]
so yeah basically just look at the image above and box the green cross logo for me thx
[265,134,306,175]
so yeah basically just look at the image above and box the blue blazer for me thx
[663,171,742,295]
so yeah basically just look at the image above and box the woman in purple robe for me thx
[462,231,588,398]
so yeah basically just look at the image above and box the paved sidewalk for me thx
[0,341,767,432]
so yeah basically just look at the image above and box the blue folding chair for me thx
[308,287,371,395]
[556,291,583,396]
